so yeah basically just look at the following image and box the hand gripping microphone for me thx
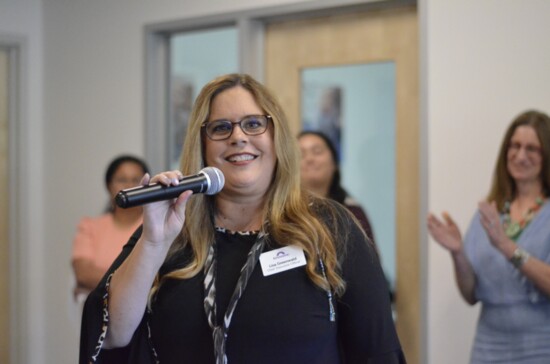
[115,166,225,208]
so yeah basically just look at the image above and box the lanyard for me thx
[203,231,268,364]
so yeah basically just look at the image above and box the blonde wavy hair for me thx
[149,74,349,305]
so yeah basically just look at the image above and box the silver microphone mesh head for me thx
[201,167,225,195]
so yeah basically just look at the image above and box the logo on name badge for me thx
[259,245,307,276]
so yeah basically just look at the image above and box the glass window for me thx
[168,27,238,169]
[301,62,396,292]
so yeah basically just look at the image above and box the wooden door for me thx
[264,6,420,363]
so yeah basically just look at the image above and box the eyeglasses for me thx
[202,115,271,141]
[508,142,542,157]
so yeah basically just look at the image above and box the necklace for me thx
[502,197,544,240]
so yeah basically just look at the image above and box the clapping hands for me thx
[427,212,463,253]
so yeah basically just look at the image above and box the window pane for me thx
[301,62,396,293]
[169,27,238,169]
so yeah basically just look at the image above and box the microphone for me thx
[115,166,225,208]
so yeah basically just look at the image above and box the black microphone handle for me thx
[115,174,208,209]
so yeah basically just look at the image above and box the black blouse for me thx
[79,203,406,364]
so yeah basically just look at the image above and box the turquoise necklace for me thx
[502,197,544,241]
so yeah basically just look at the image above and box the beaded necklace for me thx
[502,197,544,241]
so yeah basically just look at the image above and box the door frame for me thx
[144,0,414,169]
[0,33,29,364]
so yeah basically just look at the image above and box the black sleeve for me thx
[336,211,406,364]
[78,226,155,364]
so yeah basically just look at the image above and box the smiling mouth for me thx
[227,154,256,162]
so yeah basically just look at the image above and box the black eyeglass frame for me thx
[201,114,272,141]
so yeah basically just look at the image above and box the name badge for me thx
[259,245,307,276]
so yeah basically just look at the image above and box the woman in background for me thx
[428,110,550,363]
[298,130,396,303]
[298,130,374,241]
[71,155,149,298]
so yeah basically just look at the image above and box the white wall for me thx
[3,0,550,362]
[424,1,550,363]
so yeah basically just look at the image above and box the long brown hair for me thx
[149,74,349,304]
[487,110,550,210]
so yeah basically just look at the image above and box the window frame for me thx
[143,0,404,170]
